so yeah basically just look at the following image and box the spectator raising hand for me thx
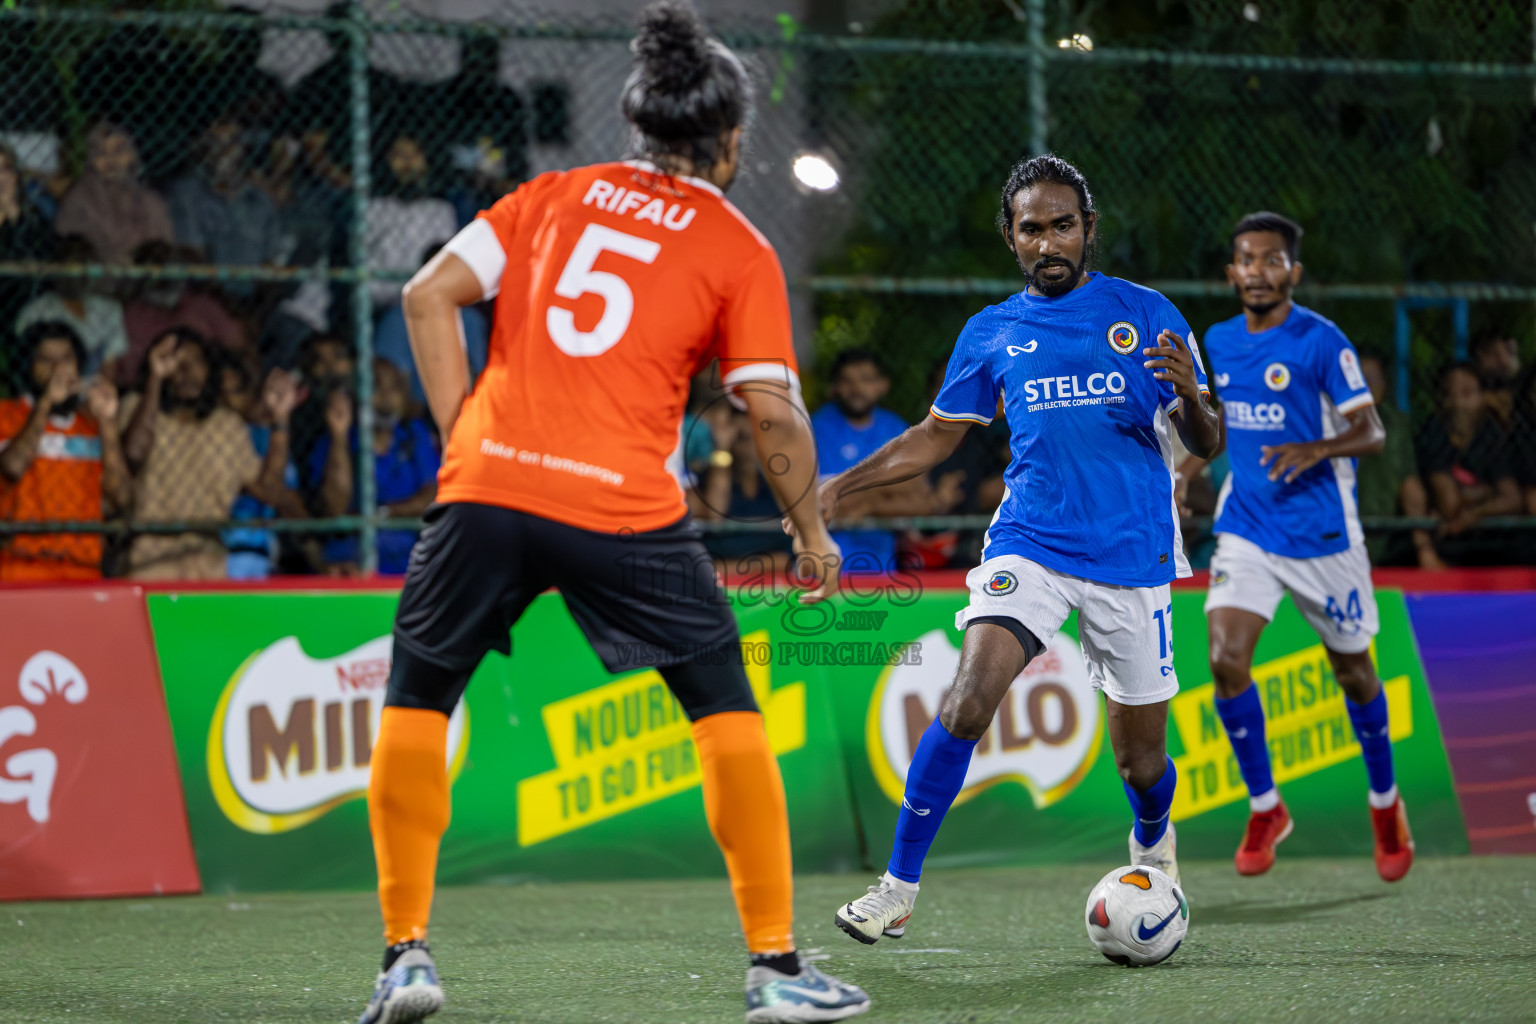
[0,322,129,581]
[308,358,439,575]
[120,329,294,580]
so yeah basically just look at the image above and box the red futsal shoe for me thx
[1235,800,1293,876]
[1371,797,1415,882]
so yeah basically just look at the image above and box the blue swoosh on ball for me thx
[1136,906,1181,942]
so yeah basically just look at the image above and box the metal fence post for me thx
[1027,0,1049,156]
[347,1,377,574]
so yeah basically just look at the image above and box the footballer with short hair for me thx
[1177,211,1413,881]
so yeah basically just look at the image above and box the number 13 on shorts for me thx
[1153,601,1174,670]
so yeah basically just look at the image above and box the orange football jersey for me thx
[436,161,798,534]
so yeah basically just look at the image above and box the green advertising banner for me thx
[148,591,859,893]
[828,588,1467,872]
[148,585,1464,893]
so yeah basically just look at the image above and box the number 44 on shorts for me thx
[1325,589,1364,632]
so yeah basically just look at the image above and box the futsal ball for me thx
[1084,865,1188,966]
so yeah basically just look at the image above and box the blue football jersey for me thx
[931,272,1208,587]
[813,403,908,572]
[1203,304,1373,559]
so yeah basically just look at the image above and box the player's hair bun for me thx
[633,0,711,96]
[622,0,750,169]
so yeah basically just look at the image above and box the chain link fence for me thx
[0,1,1533,581]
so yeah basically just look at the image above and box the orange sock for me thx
[369,706,451,945]
[691,710,794,954]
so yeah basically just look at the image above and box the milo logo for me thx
[866,629,1101,808]
[208,637,468,834]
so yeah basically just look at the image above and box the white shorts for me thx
[1204,533,1378,654]
[955,554,1178,706]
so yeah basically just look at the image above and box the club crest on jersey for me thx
[985,570,1018,596]
[1106,321,1140,355]
[1264,363,1291,391]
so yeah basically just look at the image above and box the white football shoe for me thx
[1129,820,1180,886]
[834,872,916,945]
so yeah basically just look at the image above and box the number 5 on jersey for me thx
[546,223,661,357]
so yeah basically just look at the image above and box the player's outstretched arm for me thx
[817,414,973,526]
[401,250,482,440]
[1260,403,1385,484]
[1147,329,1220,458]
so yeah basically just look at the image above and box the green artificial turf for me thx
[7,857,1534,1023]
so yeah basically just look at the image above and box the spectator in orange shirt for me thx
[0,321,130,580]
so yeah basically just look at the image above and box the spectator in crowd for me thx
[812,348,960,573]
[291,333,355,477]
[1471,330,1521,428]
[434,36,530,227]
[167,116,286,275]
[120,240,246,388]
[374,243,488,410]
[0,322,129,580]
[0,143,50,260]
[365,133,457,308]
[309,357,438,575]
[252,128,353,371]
[219,360,306,579]
[253,129,347,270]
[53,122,174,265]
[0,143,51,389]
[119,329,294,579]
[1355,355,1440,568]
[15,235,129,380]
[697,405,794,576]
[1416,362,1522,565]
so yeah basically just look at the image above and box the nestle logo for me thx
[336,657,390,692]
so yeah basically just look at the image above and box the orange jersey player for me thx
[352,4,868,1024]
[434,158,800,535]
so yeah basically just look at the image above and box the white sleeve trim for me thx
[442,218,506,301]
[1335,392,1375,415]
[722,362,803,411]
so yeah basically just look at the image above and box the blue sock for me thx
[1214,685,1276,799]
[887,719,978,883]
[1345,688,1395,795]
[1124,756,1177,846]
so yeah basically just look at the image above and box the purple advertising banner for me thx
[1407,593,1536,854]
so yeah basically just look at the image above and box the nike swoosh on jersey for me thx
[902,798,932,816]
[1215,373,1231,387]
[1136,906,1182,942]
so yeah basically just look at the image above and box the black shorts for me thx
[391,502,749,710]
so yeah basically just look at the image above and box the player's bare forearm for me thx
[1172,396,1220,459]
[402,252,482,439]
[1319,405,1384,459]
[739,385,825,540]
[1260,405,1383,484]
[833,415,971,502]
